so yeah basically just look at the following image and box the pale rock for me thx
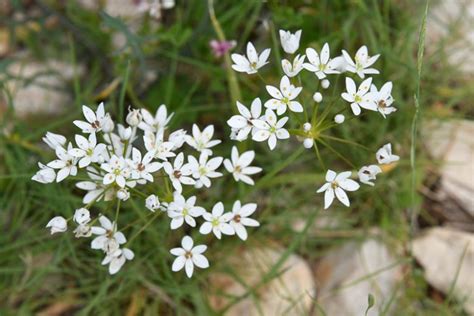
[209,247,315,315]
[423,119,474,216]
[412,227,474,314]
[426,0,474,74]
[315,239,403,316]
[1,58,83,118]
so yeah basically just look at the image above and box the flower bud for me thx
[126,107,142,127]
[313,92,323,103]
[169,129,187,149]
[117,188,130,201]
[102,114,115,133]
[334,114,345,124]
[46,216,67,234]
[279,29,302,54]
[145,194,160,212]
[303,122,312,132]
[303,138,314,149]
[73,208,90,225]
[42,132,66,150]
[321,79,330,89]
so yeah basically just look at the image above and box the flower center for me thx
[114,168,121,175]
[211,218,219,227]
[234,165,242,173]
[331,181,339,189]
[354,95,362,103]
[233,214,241,223]
[185,251,193,259]
[86,148,94,156]
[182,208,189,217]
[198,166,207,176]
[91,120,101,129]
[282,97,289,104]
[137,163,145,171]
[250,62,257,69]
[173,170,182,178]
[378,100,386,108]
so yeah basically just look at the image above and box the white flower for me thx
[76,169,112,203]
[73,208,90,225]
[279,29,302,54]
[228,200,259,240]
[101,114,115,133]
[138,104,173,133]
[317,170,360,209]
[334,114,345,124]
[231,42,271,74]
[224,146,261,185]
[376,143,399,164]
[170,235,209,278]
[101,155,131,188]
[169,129,187,150]
[167,194,205,229]
[163,152,195,193]
[69,133,106,168]
[358,165,382,186]
[368,82,396,118]
[187,153,223,188]
[341,77,376,116]
[281,54,305,77]
[143,131,176,161]
[129,148,162,182]
[199,202,234,239]
[145,194,160,212]
[342,45,380,79]
[321,79,330,89]
[73,103,108,133]
[251,109,289,150]
[264,75,303,115]
[91,216,126,254]
[126,107,142,127]
[185,124,221,156]
[46,216,67,234]
[73,223,92,238]
[303,43,341,79]
[42,132,66,150]
[47,143,78,182]
[32,162,56,183]
[102,248,134,275]
[227,98,262,141]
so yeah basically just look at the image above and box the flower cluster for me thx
[35,103,261,276]
[229,29,399,209]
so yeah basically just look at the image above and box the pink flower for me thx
[210,40,236,58]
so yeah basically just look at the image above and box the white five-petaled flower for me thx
[199,202,234,239]
[170,235,209,278]
[281,54,305,77]
[342,45,380,79]
[317,170,360,209]
[42,132,66,150]
[163,152,195,193]
[32,162,56,184]
[227,98,262,141]
[358,165,382,186]
[47,143,78,182]
[167,194,205,229]
[73,103,109,133]
[341,77,376,116]
[187,153,223,188]
[264,75,303,115]
[143,131,176,161]
[279,29,302,54]
[303,43,341,79]
[368,82,396,118]
[129,148,162,182]
[69,133,106,168]
[102,248,134,275]
[101,155,131,188]
[376,143,399,164]
[231,42,270,74]
[185,124,221,156]
[228,200,259,240]
[138,104,173,133]
[46,216,67,234]
[91,215,126,254]
[252,109,289,150]
[145,194,160,212]
[224,146,261,185]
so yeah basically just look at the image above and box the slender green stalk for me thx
[119,60,131,123]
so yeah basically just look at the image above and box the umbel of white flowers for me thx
[35,103,262,277]
[229,29,399,209]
